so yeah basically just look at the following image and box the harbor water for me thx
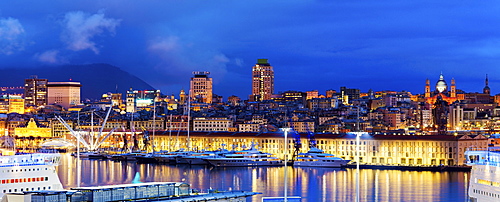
[57,154,470,202]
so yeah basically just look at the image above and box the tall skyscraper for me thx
[24,75,48,107]
[190,71,213,104]
[251,59,274,101]
[47,81,82,109]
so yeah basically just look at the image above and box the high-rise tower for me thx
[190,71,213,104]
[24,75,48,107]
[251,59,274,101]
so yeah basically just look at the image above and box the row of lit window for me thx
[2,186,51,193]
[477,179,500,187]
[0,177,48,184]
[472,188,500,199]
[3,168,46,173]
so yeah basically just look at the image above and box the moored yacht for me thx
[294,146,350,167]
[465,147,500,202]
[0,151,63,200]
[154,151,191,164]
[180,149,230,165]
[205,147,283,167]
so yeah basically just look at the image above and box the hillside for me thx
[0,64,155,100]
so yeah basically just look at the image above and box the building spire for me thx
[483,74,491,95]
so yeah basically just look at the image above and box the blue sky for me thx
[1,1,499,98]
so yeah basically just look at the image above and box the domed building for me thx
[424,73,460,105]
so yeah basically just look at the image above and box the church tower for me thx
[425,79,431,98]
[450,78,456,98]
[483,74,491,95]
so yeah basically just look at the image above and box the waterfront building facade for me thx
[251,59,274,101]
[138,132,468,166]
[192,117,233,132]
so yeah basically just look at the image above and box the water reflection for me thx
[57,154,469,201]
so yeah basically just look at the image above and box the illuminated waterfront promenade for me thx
[57,154,470,202]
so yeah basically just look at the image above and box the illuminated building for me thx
[340,86,360,104]
[306,90,319,100]
[326,89,336,98]
[179,89,187,105]
[251,59,274,101]
[47,81,82,109]
[101,92,123,106]
[424,73,459,105]
[227,95,241,106]
[14,118,52,138]
[24,75,48,107]
[190,71,212,104]
[0,95,25,114]
[192,117,232,132]
[126,88,160,113]
[141,132,464,166]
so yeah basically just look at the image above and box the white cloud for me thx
[62,10,120,54]
[34,50,67,64]
[0,17,26,55]
[148,36,180,53]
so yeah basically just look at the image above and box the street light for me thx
[281,128,291,202]
[349,131,368,202]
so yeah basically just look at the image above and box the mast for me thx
[187,90,191,150]
[168,114,172,152]
[152,96,156,153]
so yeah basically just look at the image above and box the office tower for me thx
[190,71,212,104]
[24,75,48,107]
[47,81,82,109]
[251,59,274,101]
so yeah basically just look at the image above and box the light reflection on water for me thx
[57,154,469,202]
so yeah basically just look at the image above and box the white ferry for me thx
[294,146,350,167]
[205,148,284,167]
[465,147,500,202]
[0,151,63,200]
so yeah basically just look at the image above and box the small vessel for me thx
[74,151,107,159]
[179,149,229,165]
[154,150,191,164]
[293,146,350,167]
[465,147,500,202]
[0,151,64,200]
[205,145,284,167]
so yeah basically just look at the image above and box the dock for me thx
[345,164,472,171]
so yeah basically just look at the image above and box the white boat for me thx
[205,147,284,167]
[293,146,350,167]
[465,147,500,202]
[74,151,107,159]
[154,151,191,164]
[180,150,229,165]
[0,151,64,200]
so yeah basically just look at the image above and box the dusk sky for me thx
[1,1,499,98]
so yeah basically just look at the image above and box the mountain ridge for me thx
[0,63,155,100]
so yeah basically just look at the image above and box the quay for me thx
[0,182,259,202]
[345,164,471,171]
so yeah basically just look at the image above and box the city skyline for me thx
[0,1,499,98]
